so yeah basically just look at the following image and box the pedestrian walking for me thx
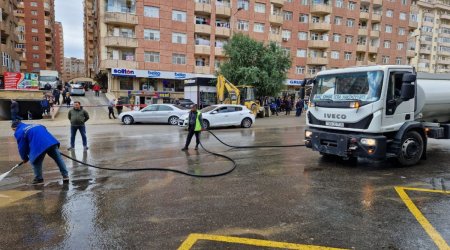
[276,97,282,113]
[295,99,304,117]
[285,98,292,116]
[270,102,278,116]
[11,121,69,185]
[10,99,22,122]
[108,99,117,119]
[53,88,61,105]
[66,93,72,108]
[116,100,123,115]
[49,96,54,113]
[181,104,204,151]
[93,84,101,97]
[68,101,90,151]
[40,96,49,117]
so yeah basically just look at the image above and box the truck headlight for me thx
[361,138,377,146]
[305,130,313,139]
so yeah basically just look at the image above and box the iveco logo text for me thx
[324,113,347,119]
[113,69,135,75]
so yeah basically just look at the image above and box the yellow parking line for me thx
[178,233,346,250]
[395,186,449,250]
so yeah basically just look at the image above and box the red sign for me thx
[3,72,39,90]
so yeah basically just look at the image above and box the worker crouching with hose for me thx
[11,121,69,185]
[182,104,205,151]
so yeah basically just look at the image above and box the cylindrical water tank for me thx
[415,79,450,123]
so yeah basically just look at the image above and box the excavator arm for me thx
[216,75,240,104]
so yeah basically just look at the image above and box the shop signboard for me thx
[4,72,39,90]
[285,79,305,86]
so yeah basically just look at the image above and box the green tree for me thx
[94,71,108,90]
[219,33,291,97]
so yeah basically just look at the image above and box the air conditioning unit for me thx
[282,37,289,42]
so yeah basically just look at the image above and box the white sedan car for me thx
[119,104,189,125]
[178,104,255,129]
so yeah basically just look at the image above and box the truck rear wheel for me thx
[398,131,424,166]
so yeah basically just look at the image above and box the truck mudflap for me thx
[305,129,387,159]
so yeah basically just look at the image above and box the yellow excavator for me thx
[216,74,263,117]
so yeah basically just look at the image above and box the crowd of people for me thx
[267,96,307,118]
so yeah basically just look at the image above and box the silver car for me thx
[118,104,189,125]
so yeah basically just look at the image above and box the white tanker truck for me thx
[304,65,450,166]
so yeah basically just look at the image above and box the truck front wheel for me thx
[398,131,424,166]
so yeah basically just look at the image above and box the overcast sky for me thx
[55,0,84,59]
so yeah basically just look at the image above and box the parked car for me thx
[178,104,255,129]
[70,83,86,96]
[176,99,195,109]
[119,104,189,125]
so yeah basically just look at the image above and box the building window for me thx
[237,20,249,31]
[172,32,187,44]
[331,51,340,59]
[254,23,265,33]
[172,10,186,22]
[333,33,341,42]
[382,56,390,64]
[399,12,406,20]
[33,63,40,68]
[398,28,405,35]
[298,32,307,40]
[282,30,291,39]
[335,0,343,8]
[300,0,308,5]
[344,52,352,61]
[296,66,305,75]
[334,16,342,25]
[384,40,391,48]
[30,2,38,7]
[283,11,293,21]
[385,25,392,33]
[144,52,160,63]
[237,0,249,10]
[347,19,354,27]
[299,14,309,23]
[32,19,37,24]
[348,1,356,10]
[345,36,353,44]
[386,9,393,18]
[31,28,38,33]
[172,53,186,64]
[31,11,37,15]
[144,6,159,18]
[397,43,404,50]
[296,49,306,57]
[32,36,39,41]
[254,3,265,13]
[396,57,402,65]
[119,79,133,90]
[144,29,160,41]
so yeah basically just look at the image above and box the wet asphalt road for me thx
[0,116,449,249]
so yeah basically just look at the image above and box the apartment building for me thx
[62,57,86,81]
[14,0,56,73]
[1,0,21,84]
[409,0,450,73]
[85,0,413,103]
[54,21,64,75]
[84,0,97,78]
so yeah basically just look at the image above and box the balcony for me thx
[438,50,450,56]
[195,24,211,34]
[307,57,328,65]
[373,0,382,6]
[409,21,418,29]
[407,50,415,58]
[194,1,211,14]
[45,41,52,47]
[46,58,53,63]
[420,48,432,54]
[269,14,284,25]
[307,40,330,49]
[104,12,138,25]
[269,33,282,43]
[215,47,225,57]
[309,22,331,31]
[358,28,368,36]
[270,0,284,6]
[17,1,24,9]
[195,66,211,74]
[310,4,332,14]
[20,64,27,70]
[215,27,230,37]
[356,45,367,52]
[441,24,450,29]
[419,59,430,64]
[369,46,378,53]
[441,14,450,21]
[101,59,138,69]
[437,59,450,65]
[46,49,52,54]
[370,30,380,37]
[104,36,138,48]
[417,1,433,8]
[371,13,381,22]
[360,12,370,20]
[14,11,25,18]
[215,3,231,17]
[195,45,211,55]
[420,39,432,45]
[436,68,450,73]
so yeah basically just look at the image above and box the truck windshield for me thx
[40,76,57,81]
[312,70,384,104]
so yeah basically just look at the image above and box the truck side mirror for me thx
[401,82,415,101]
[402,73,416,83]
[306,79,316,85]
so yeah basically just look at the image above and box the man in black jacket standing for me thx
[10,99,22,122]
[67,101,90,151]
[182,104,204,151]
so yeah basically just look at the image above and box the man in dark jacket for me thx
[12,121,69,185]
[10,99,22,122]
[68,101,90,151]
[182,104,204,151]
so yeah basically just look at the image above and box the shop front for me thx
[108,68,215,109]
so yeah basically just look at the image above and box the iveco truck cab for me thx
[304,65,450,166]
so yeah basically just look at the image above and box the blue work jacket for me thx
[14,123,59,163]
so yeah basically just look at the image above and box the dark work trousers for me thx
[185,130,201,148]
[108,107,116,119]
